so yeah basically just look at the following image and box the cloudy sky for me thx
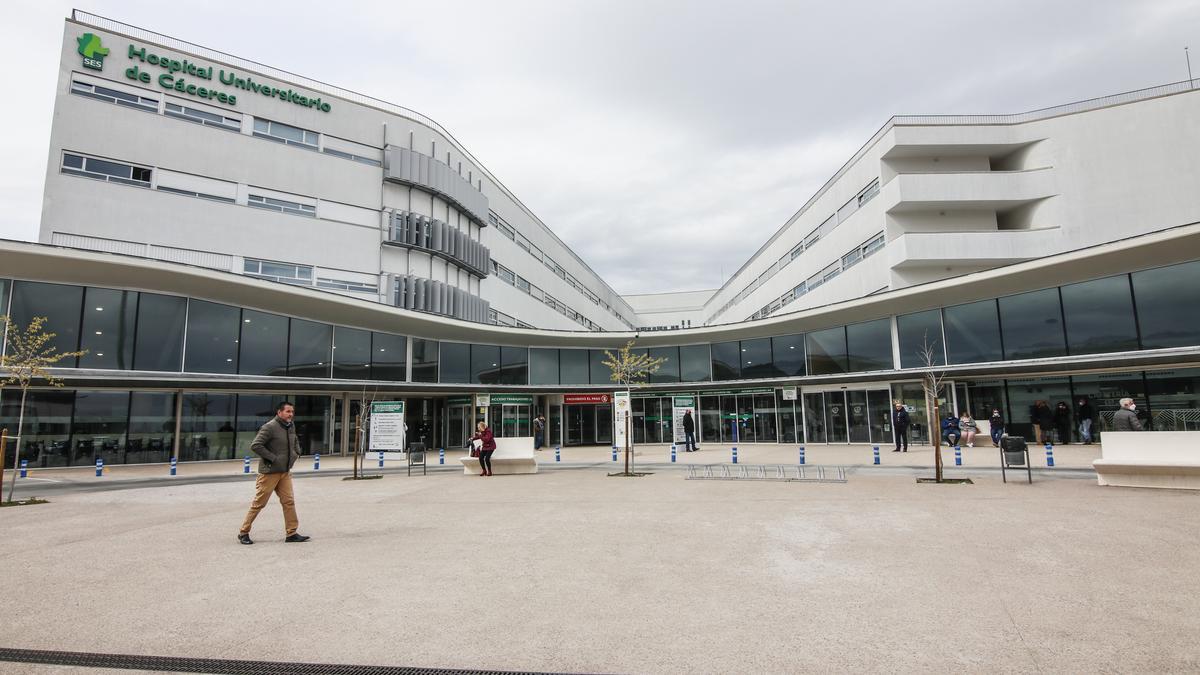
[2,0,1197,294]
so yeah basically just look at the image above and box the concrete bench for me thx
[460,436,538,475]
[1092,431,1200,490]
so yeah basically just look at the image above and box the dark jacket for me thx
[941,416,960,435]
[1076,401,1095,422]
[1034,404,1054,430]
[989,412,1004,431]
[1113,408,1143,432]
[892,408,910,430]
[250,417,299,474]
[1054,404,1072,427]
[472,428,497,452]
[682,412,695,434]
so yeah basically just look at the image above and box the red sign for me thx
[564,394,611,405]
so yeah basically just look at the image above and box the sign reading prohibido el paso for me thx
[564,394,612,405]
[369,401,406,451]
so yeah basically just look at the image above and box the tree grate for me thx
[0,647,589,675]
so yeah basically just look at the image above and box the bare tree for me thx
[602,341,665,476]
[351,384,380,479]
[918,333,949,483]
[2,316,87,502]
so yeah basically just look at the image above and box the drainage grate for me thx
[0,647,589,675]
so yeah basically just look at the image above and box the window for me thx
[371,333,407,381]
[133,293,186,372]
[862,232,885,257]
[739,339,775,379]
[842,247,863,270]
[165,101,240,131]
[515,276,530,293]
[252,117,318,149]
[711,341,741,381]
[499,346,528,385]
[238,310,289,376]
[807,326,848,375]
[998,288,1066,360]
[287,319,332,378]
[1060,275,1140,355]
[1132,261,1200,349]
[78,288,137,370]
[943,300,1003,364]
[771,334,806,377]
[679,344,712,382]
[71,78,158,112]
[247,194,316,218]
[560,350,589,384]
[62,153,151,187]
[411,339,439,383]
[440,342,470,383]
[857,178,880,206]
[244,258,314,284]
[127,392,177,464]
[846,318,893,372]
[790,244,804,260]
[71,391,131,467]
[317,278,378,294]
[10,281,83,366]
[649,346,680,383]
[332,327,371,380]
[184,300,240,374]
[589,350,611,385]
[530,349,559,385]
[180,393,236,461]
[897,309,944,369]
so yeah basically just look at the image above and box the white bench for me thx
[1092,431,1200,490]
[460,436,539,475]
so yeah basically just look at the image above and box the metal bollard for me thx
[612,445,618,462]
[671,444,677,463]
[95,457,103,477]
[799,446,805,465]
[873,446,880,465]
[954,445,962,466]
[732,446,738,464]
[378,450,384,468]
[243,456,251,474]
[1045,443,1055,467]
[19,459,27,478]
[439,448,445,465]
[169,457,177,476]
[555,446,561,462]
[314,453,320,471]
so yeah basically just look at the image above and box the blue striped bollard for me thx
[169,457,177,476]
[612,445,618,462]
[439,448,445,465]
[378,450,384,468]
[873,446,880,465]
[243,456,251,474]
[19,459,27,478]
[954,445,962,466]
[732,445,738,464]
[95,457,103,477]
[1045,443,1055,467]
[798,446,805,465]
[671,444,676,463]
[314,453,320,470]
[555,446,560,462]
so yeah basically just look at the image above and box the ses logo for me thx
[77,33,109,71]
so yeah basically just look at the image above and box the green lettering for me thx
[174,78,185,92]
[228,94,237,105]
[217,92,228,103]
[197,87,208,98]
[148,54,159,65]
[158,73,173,88]
[219,69,235,85]
[185,84,196,95]
[128,45,146,61]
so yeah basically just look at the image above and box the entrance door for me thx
[803,393,826,443]
[825,392,848,443]
[847,391,871,443]
[446,404,471,450]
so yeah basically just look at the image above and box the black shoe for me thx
[892,449,900,452]
[284,534,311,543]
[902,449,907,452]
[238,533,253,545]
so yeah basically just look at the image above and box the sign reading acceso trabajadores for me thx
[77,32,332,113]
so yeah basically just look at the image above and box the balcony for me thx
[881,167,1056,213]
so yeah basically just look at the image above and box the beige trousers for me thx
[239,472,299,536]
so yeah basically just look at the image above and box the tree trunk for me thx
[7,387,28,502]
[930,389,944,483]
[0,428,7,504]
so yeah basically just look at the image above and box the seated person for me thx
[941,414,961,446]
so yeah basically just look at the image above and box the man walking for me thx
[891,401,910,452]
[533,414,546,450]
[1112,398,1144,432]
[682,409,697,452]
[238,401,310,545]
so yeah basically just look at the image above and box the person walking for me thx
[682,409,697,452]
[533,414,546,451]
[470,421,497,476]
[238,401,310,545]
[1054,401,1072,445]
[891,401,909,452]
[988,408,1005,447]
[959,411,978,447]
[1113,398,1144,431]
[1033,401,1054,444]
[1076,397,1096,444]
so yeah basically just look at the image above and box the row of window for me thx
[242,258,378,295]
[491,259,600,330]
[709,177,881,324]
[71,73,381,167]
[751,232,886,320]
[4,258,1199,385]
[488,212,635,330]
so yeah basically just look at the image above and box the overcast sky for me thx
[2,0,1197,295]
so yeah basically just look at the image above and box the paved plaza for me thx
[1,446,1198,673]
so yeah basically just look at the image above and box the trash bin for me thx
[1001,435,1027,466]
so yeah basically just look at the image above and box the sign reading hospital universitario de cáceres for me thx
[368,401,406,451]
[76,32,332,113]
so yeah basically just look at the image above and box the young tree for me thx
[602,341,665,476]
[3,316,87,502]
[918,334,949,483]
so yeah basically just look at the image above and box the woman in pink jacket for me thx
[470,421,497,476]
